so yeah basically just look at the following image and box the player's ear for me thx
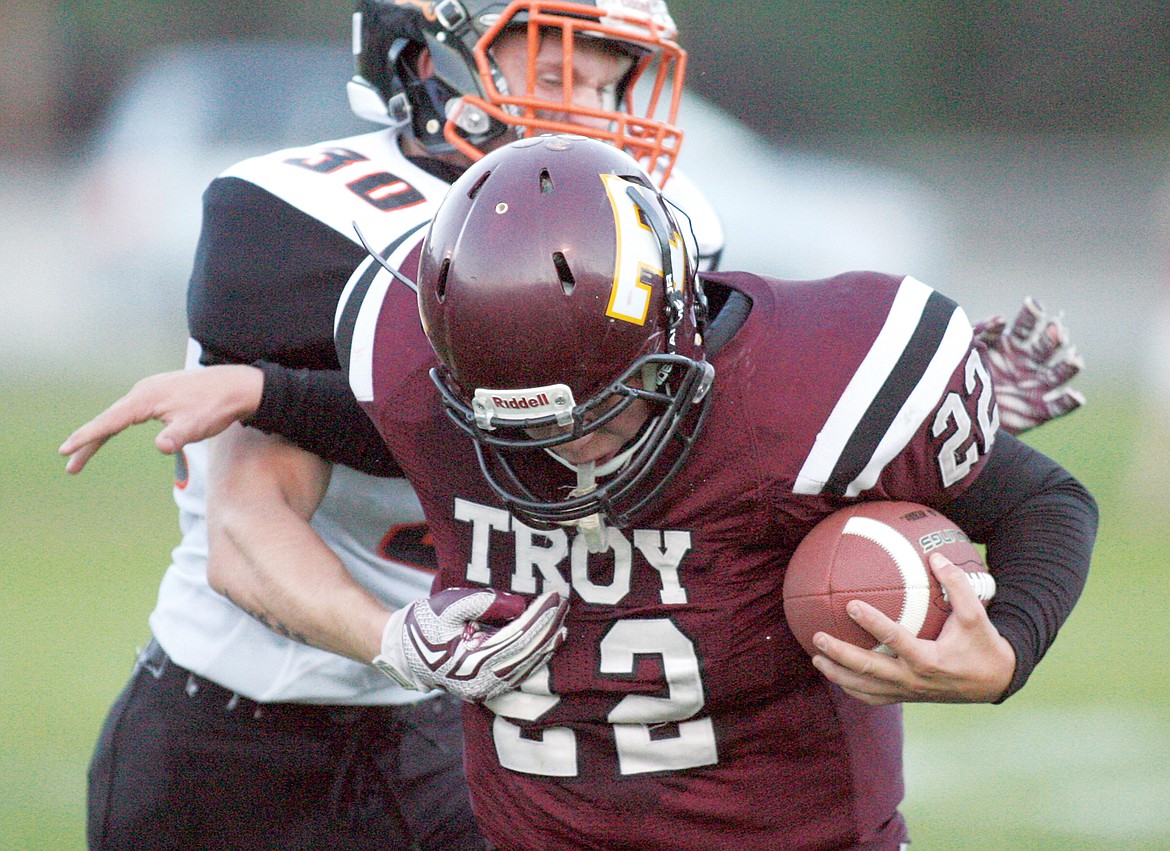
[416,46,434,80]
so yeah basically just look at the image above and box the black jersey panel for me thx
[188,176,367,369]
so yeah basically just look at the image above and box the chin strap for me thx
[542,416,664,554]
[563,462,608,554]
[538,409,669,554]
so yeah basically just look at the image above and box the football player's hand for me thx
[809,554,1016,705]
[59,365,264,473]
[374,588,570,703]
[973,297,1084,434]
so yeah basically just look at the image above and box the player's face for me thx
[526,397,653,467]
[490,28,635,131]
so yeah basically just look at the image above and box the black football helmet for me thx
[417,134,714,530]
[348,0,686,182]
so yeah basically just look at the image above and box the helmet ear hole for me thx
[552,251,576,296]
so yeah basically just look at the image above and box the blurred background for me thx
[3,0,1169,848]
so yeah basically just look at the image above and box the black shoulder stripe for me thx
[335,221,427,376]
[825,289,957,495]
[795,276,973,498]
[335,257,381,377]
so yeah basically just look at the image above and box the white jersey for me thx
[151,129,724,704]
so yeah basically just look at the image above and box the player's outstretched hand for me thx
[973,297,1085,434]
[58,365,265,474]
[809,553,1016,705]
[375,588,570,703]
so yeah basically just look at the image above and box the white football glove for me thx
[974,297,1085,434]
[374,588,569,703]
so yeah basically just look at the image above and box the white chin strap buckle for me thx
[565,462,607,553]
[573,512,607,554]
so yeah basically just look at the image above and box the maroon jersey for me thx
[342,267,997,850]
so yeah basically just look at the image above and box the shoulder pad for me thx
[662,167,724,271]
[218,129,450,244]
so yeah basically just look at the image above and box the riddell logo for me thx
[474,384,574,427]
[492,393,550,411]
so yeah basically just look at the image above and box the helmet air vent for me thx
[467,169,492,200]
[539,168,554,194]
[552,251,576,296]
[436,258,451,303]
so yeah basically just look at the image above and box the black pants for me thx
[87,639,486,850]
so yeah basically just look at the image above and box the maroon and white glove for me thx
[374,588,569,702]
[974,297,1085,434]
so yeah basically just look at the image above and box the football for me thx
[782,501,994,655]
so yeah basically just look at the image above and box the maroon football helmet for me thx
[418,134,714,528]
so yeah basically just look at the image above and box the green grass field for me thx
[2,374,1167,849]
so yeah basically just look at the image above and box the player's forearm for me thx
[205,425,389,664]
[945,432,1097,699]
[207,510,388,663]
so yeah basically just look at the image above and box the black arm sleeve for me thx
[944,432,1097,701]
[242,361,403,478]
